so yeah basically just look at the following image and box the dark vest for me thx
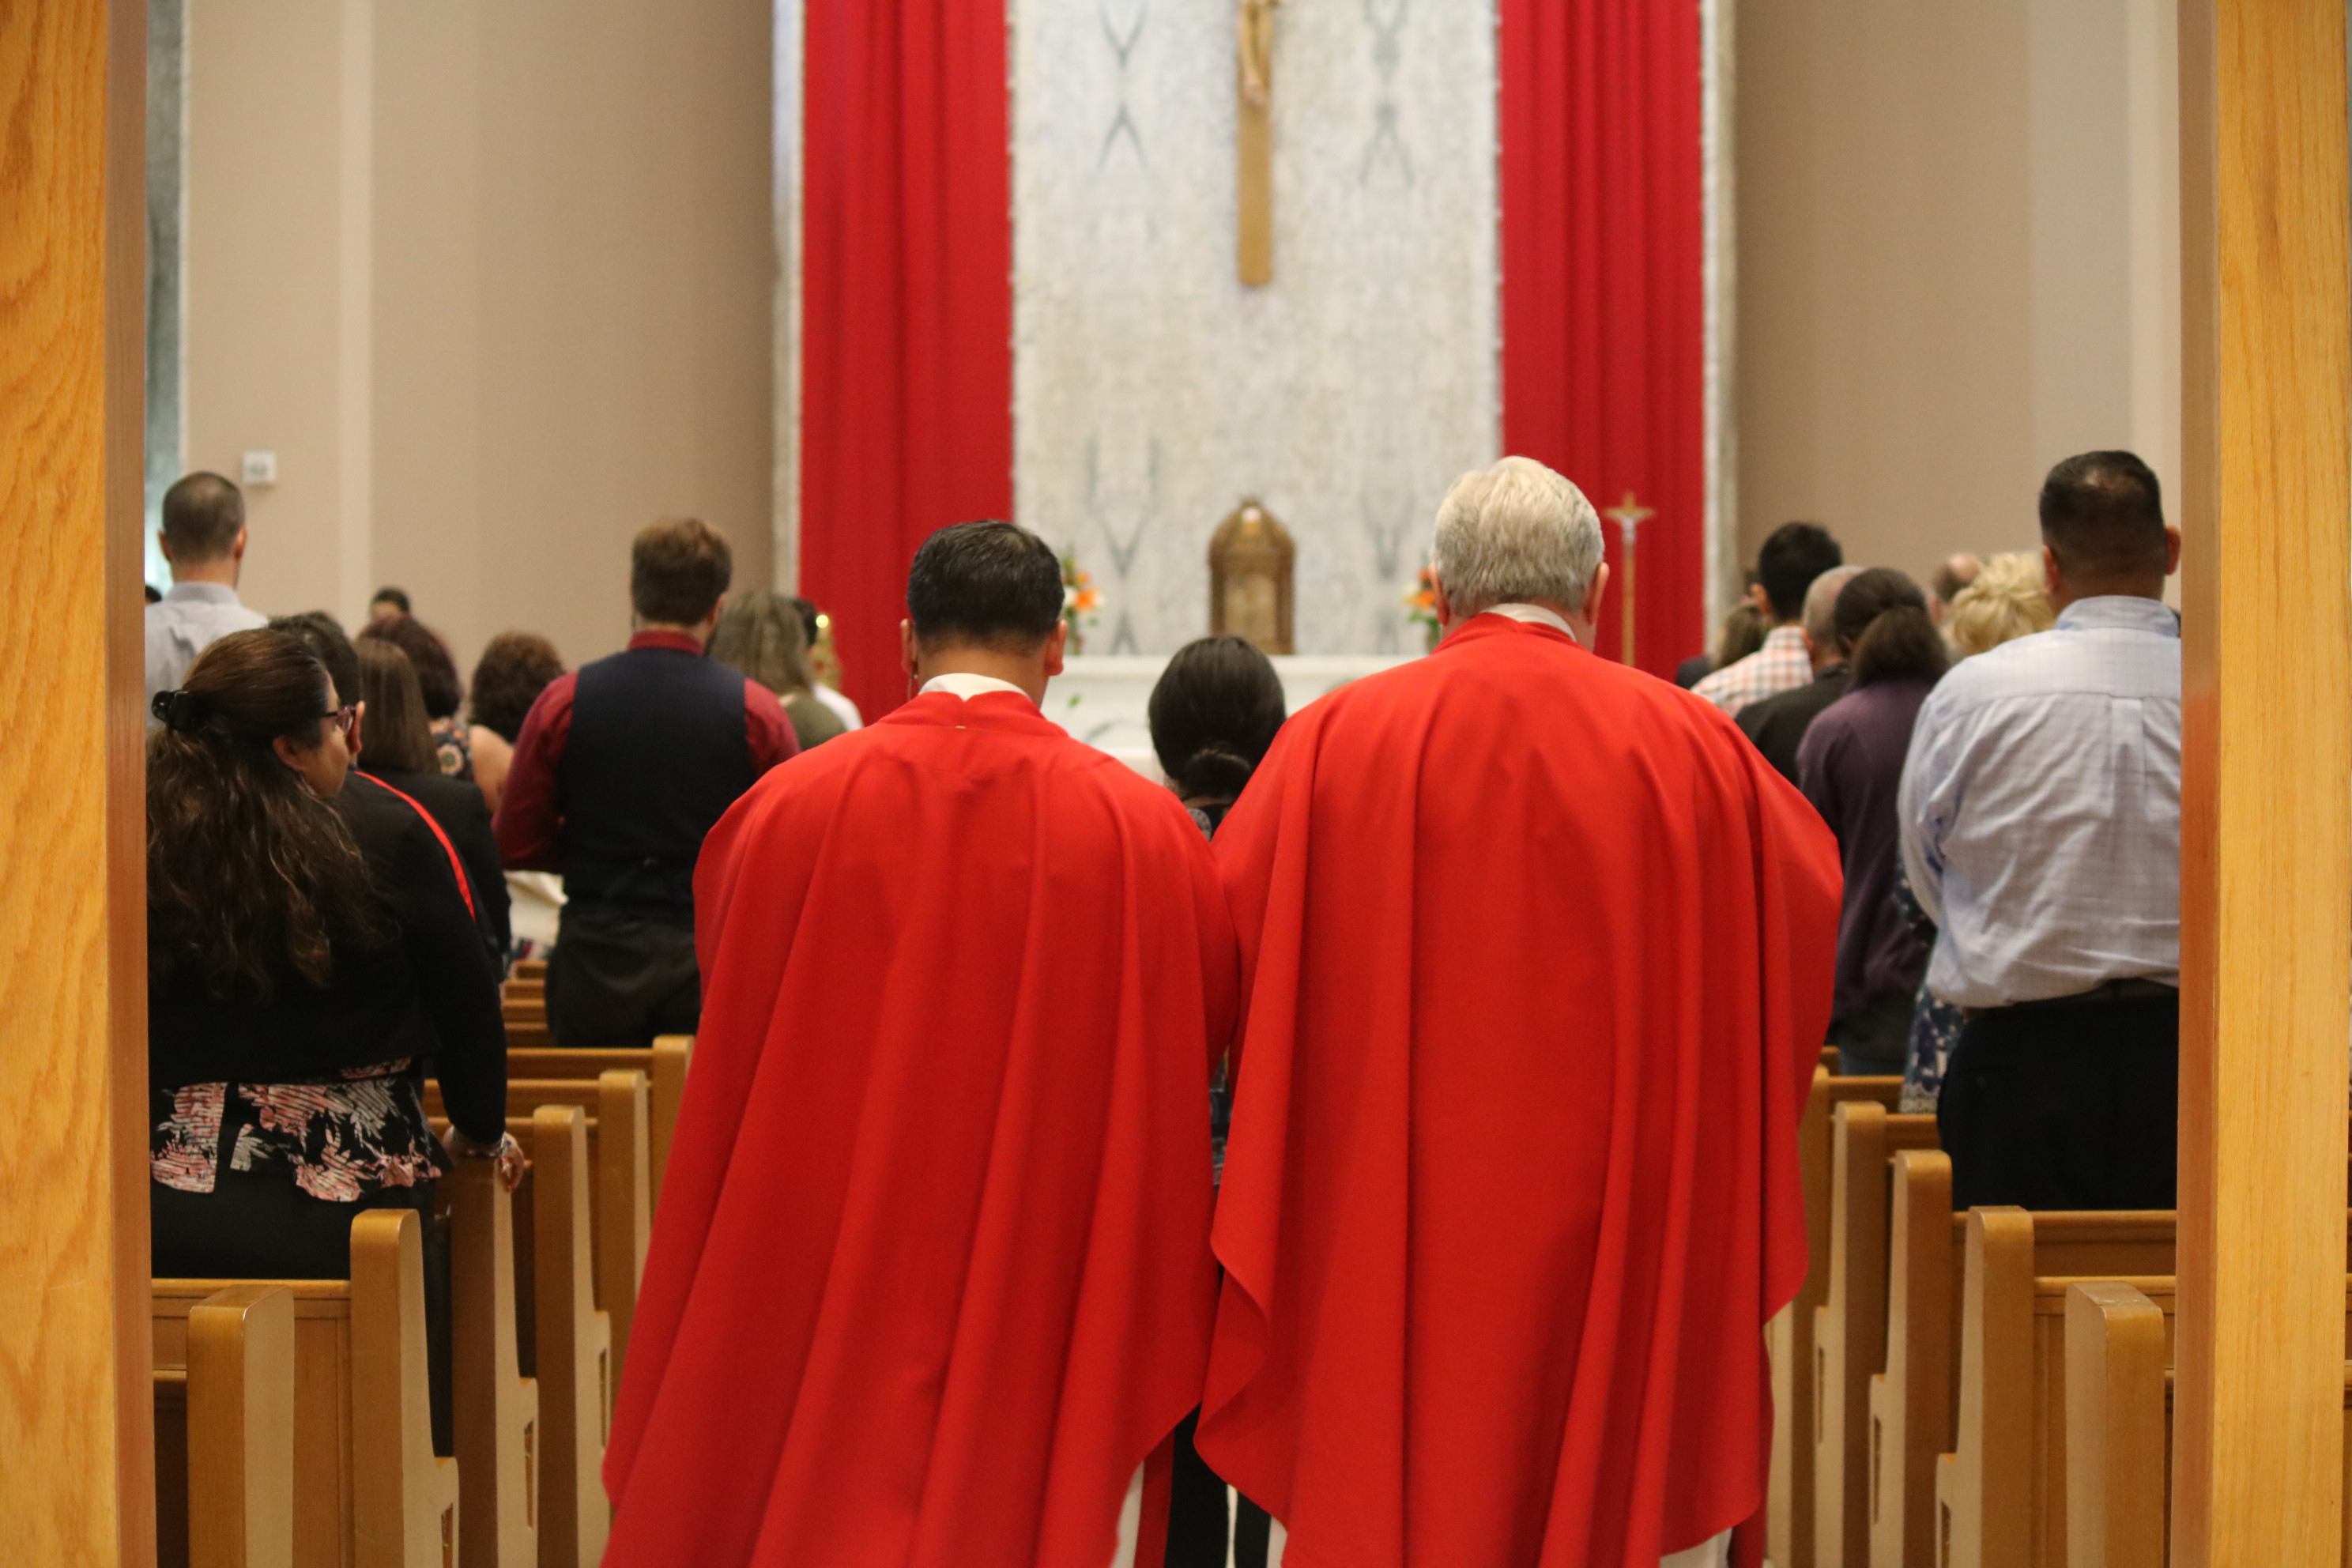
[560,645,758,918]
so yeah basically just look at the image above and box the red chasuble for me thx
[1195,615,1840,1567]
[603,692,1238,1568]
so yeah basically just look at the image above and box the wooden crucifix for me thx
[1606,492,1653,665]
[1237,0,1279,285]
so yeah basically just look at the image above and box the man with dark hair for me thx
[496,517,795,1048]
[146,470,267,712]
[1738,563,1865,785]
[604,518,1241,1568]
[369,586,412,624]
[1694,521,1843,715]
[1900,450,2182,1210]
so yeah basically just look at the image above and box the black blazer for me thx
[362,765,512,960]
[148,772,508,1144]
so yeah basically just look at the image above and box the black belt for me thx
[1967,978,2178,1020]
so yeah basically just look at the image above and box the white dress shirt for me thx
[145,582,269,713]
[1478,601,1581,643]
[1898,595,2180,1008]
[918,671,1038,707]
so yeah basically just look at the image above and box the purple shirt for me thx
[1797,677,1937,1020]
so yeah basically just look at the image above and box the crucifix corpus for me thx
[1237,0,1279,285]
[1605,492,1654,665]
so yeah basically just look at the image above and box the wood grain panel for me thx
[2173,0,2352,1562]
[0,0,153,1561]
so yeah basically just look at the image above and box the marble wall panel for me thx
[1012,0,1499,656]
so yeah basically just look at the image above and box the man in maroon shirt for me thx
[496,518,797,1048]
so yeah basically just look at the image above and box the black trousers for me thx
[1937,988,2179,1211]
[1167,1409,1272,1568]
[547,900,701,1050]
[152,1169,452,1453]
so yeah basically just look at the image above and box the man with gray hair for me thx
[1195,456,1841,1568]
[1737,563,1867,785]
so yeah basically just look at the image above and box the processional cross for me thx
[1606,492,1654,666]
[1237,0,1279,284]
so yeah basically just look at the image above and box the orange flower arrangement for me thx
[1061,548,1100,654]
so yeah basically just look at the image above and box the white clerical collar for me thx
[918,671,1039,707]
[1479,602,1581,645]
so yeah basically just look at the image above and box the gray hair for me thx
[1430,457,1605,617]
[1802,564,1867,650]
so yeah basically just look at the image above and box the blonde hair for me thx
[1430,456,1604,617]
[1947,550,2055,656]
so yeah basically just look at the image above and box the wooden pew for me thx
[503,997,547,1031]
[1932,1210,2352,1568]
[1867,1149,1958,1568]
[444,1162,538,1567]
[525,1105,612,1568]
[429,1072,650,1381]
[513,960,547,983]
[153,1284,296,1568]
[153,1208,460,1568]
[2062,1285,2352,1568]
[502,1038,690,1208]
[1811,1102,1940,1568]
[1770,1067,1905,1568]
[503,978,544,1004]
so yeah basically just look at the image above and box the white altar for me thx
[1044,654,1419,779]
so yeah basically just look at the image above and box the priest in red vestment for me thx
[603,521,1239,1568]
[1196,458,1841,1568]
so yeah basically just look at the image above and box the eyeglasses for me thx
[322,705,357,738]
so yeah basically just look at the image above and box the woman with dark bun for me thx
[1147,633,1284,1568]
[146,629,515,1410]
[1148,634,1287,839]
[1796,568,1950,1075]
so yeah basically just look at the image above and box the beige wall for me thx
[1736,0,2180,597]
[184,0,774,677]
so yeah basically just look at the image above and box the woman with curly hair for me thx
[147,629,516,1403]
[464,631,564,814]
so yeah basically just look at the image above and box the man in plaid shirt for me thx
[1694,521,1845,716]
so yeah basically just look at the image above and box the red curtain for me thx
[799,2,1012,722]
[1499,0,1706,677]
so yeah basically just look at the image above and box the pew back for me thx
[444,1162,537,1566]
[153,1209,458,1568]
[153,1283,296,1568]
[1814,1103,1940,1568]
[528,1105,613,1568]
[1771,1069,1905,1568]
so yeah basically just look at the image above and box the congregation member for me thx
[603,521,1238,1568]
[1736,563,1864,785]
[462,631,565,815]
[496,517,795,1050]
[1197,458,1840,1568]
[145,471,267,712]
[1928,553,1983,625]
[1146,635,1287,1568]
[146,629,517,1443]
[709,586,850,750]
[1945,548,2057,655]
[355,638,511,962]
[361,612,472,778]
[793,594,865,730]
[368,586,411,624]
[1797,569,1948,1075]
[1692,521,1844,714]
[1894,550,2057,1110]
[1900,450,2181,1209]
[1676,585,1768,690]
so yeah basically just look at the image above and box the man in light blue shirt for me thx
[145,472,267,714]
[1898,450,2180,1210]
